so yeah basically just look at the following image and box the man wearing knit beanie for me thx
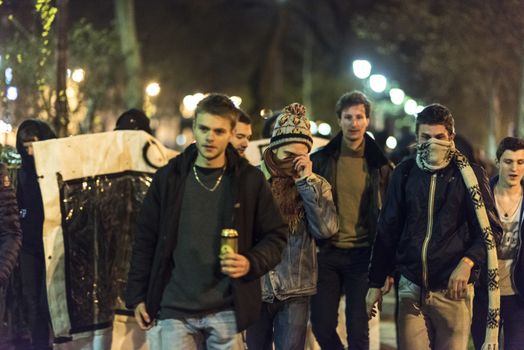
[246,103,338,350]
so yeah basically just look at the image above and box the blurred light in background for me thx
[352,60,372,79]
[369,74,387,93]
[260,108,273,119]
[416,105,425,114]
[318,123,331,136]
[5,67,13,84]
[71,68,85,83]
[181,93,205,118]
[6,86,18,101]
[386,136,398,150]
[404,99,418,115]
[0,120,12,133]
[310,121,318,135]
[230,96,242,108]
[389,88,405,105]
[145,82,160,97]
[175,134,187,146]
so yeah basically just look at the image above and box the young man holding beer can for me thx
[246,103,338,350]
[125,93,287,350]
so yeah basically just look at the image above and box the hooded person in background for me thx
[0,163,22,349]
[16,119,56,350]
[114,108,153,135]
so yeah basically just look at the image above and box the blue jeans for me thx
[472,292,524,350]
[246,296,309,350]
[146,310,238,350]
[310,246,370,350]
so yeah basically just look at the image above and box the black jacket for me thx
[369,157,502,290]
[490,176,524,297]
[125,144,288,331]
[310,132,393,246]
[0,163,22,286]
[15,119,56,254]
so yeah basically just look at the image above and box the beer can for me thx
[220,229,238,259]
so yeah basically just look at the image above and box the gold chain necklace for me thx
[193,165,226,192]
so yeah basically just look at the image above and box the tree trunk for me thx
[54,0,69,137]
[115,0,143,109]
[518,47,524,137]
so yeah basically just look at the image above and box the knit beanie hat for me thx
[269,103,313,151]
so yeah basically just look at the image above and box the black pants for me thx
[19,251,52,350]
[472,289,524,350]
[310,246,370,350]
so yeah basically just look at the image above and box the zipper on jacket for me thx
[421,173,437,289]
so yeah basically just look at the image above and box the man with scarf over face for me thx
[246,103,338,350]
[366,104,502,350]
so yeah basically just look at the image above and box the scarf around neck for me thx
[447,150,500,350]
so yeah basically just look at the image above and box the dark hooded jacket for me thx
[16,119,56,254]
[125,143,288,331]
[310,132,393,247]
[0,163,22,286]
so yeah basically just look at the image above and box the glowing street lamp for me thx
[6,86,18,101]
[352,60,372,79]
[310,121,318,135]
[386,136,398,150]
[318,123,332,136]
[145,82,161,97]
[404,99,418,115]
[369,74,387,93]
[71,68,85,83]
[389,88,405,105]
[230,96,242,107]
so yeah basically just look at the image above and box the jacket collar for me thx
[319,131,390,168]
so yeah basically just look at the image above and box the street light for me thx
[310,121,318,135]
[230,96,242,107]
[145,82,161,97]
[5,67,13,84]
[369,74,387,93]
[318,123,331,136]
[352,60,372,79]
[71,68,85,83]
[389,88,405,105]
[404,99,418,115]
[6,86,18,101]
[386,136,398,150]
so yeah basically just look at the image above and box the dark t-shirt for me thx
[159,165,233,319]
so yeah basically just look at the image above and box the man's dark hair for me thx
[238,109,252,125]
[496,137,524,161]
[335,91,371,119]
[415,103,455,136]
[194,93,239,129]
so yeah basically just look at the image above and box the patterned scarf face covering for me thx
[416,138,455,172]
[416,144,501,349]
